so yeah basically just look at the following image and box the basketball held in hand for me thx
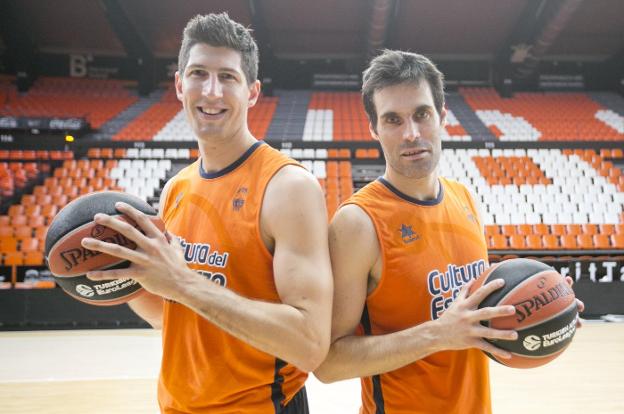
[469,258,578,368]
[44,191,166,306]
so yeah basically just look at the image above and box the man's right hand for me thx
[433,279,518,359]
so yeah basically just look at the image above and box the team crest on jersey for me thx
[399,224,420,244]
[232,187,248,211]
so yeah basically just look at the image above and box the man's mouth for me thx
[197,107,227,116]
[401,148,428,157]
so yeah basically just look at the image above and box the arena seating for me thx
[0,77,138,129]
[113,86,181,141]
[439,148,624,250]
[461,87,624,141]
[1,85,623,288]
[304,92,469,141]
[115,86,278,141]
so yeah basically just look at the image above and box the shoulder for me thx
[329,204,380,277]
[266,165,324,200]
[330,204,377,249]
[261,165,327,234]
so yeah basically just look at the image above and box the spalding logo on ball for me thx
[468,258,578,369]
[44,191,166,306]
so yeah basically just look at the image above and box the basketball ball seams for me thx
[46,214,163,277]
[46,215,131,276]
[478,260,554,310]
[508,347,568,360]
[488,269,561,310]
[54,265,144,305]
[493,348,567,369]
[44,191,164,306]
[44,191,158,252]
[469,258,578,368]
[508,298,578,332]
[61,283,144,306]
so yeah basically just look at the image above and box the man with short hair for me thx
[82,13,332,413]
[313,49,520,413]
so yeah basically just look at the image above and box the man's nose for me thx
[403,120,421,141]
[203,75,223,98]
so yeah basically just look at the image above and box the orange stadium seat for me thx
[11,215,27,226]
[14,226,32,240]
[485,225,500,237]
[542,235,560,250]
[576,234,593,249]
[592,234,611,249]
[3,251,24,266]
[20,238,39,252]
[598,224,615,235]
[0,236,18,251]
[525,235,543,250]
[560,235,578,249]
[516,224,532,236]
[508,235,527,250]
[533,223,549,236]
[489,234,508,250]
[500,225,517,236]
[611,234,624,249]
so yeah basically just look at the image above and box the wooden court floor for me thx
[0,322,622,413]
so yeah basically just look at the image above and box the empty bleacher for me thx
[0,77,138,129]
[1,85,623,289]
[461,87,624,141]
[115,86,278,141]
[439,147,624,251]
[304,91,471,142]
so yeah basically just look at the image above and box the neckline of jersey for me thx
[377,176,444,206]
[198,141,264,179]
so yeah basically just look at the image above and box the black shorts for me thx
[282,386,309,414]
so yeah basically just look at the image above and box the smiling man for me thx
[313,50,521,414]
[81,13,332,414]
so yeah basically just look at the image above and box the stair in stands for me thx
[86,89,166,140]
[265,90,311,141]
[589,92,624,117]
[446,92,496,142]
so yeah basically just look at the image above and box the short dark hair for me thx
[178,13,259,84]
[362,50,445,131]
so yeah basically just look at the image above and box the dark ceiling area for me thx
[0,0,622,91]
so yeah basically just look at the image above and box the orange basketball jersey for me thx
[344,177,491,414]
[158,142,307,413]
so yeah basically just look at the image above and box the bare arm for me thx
[82,166,332,372]
[314,205,518,383]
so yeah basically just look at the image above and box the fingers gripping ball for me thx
[468,258,578,368]
[44,191,165,306]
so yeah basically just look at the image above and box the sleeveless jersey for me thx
[344,177,491,414]
[158,142,307,413]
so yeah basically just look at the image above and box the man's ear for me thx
[439,106,448,128]
[175,71,183,102]
[248,80,261,108]
[369,122,380,142]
